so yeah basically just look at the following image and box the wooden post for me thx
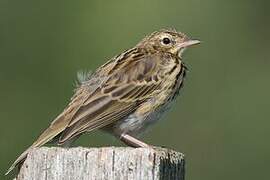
[15,147,185,180]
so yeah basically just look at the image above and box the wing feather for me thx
[58,52,164,143]
[59,97,141,142]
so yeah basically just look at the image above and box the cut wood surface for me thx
[15,147,185,180]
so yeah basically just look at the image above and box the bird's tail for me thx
[5,116,67,175]
[6,87,85,175]
[5,146,34,175]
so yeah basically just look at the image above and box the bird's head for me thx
[137,29,200,58]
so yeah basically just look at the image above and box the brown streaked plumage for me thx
[6,29,200,175]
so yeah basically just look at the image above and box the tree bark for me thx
[15,147,185,180]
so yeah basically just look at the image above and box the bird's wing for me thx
[6,49,163,174]
[58,49,164,143]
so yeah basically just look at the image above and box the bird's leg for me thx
[120,134,150,148]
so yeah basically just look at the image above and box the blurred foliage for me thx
[1,0,270,179]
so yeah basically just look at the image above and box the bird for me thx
[6,29,200,175]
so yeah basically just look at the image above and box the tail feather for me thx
[5,117,67,175]
[6,86,88,175]
[5,146,34,175]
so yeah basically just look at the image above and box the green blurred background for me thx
[1,0,270,179]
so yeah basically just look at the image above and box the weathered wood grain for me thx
[15,147,184,180]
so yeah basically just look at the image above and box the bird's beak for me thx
[177,39,200,49]
[172,39,200,55]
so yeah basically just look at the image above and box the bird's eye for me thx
[162,37,171,45]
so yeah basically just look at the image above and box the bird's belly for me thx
[111,99,174,137]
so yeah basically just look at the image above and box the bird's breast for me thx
[110,62,186,137]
